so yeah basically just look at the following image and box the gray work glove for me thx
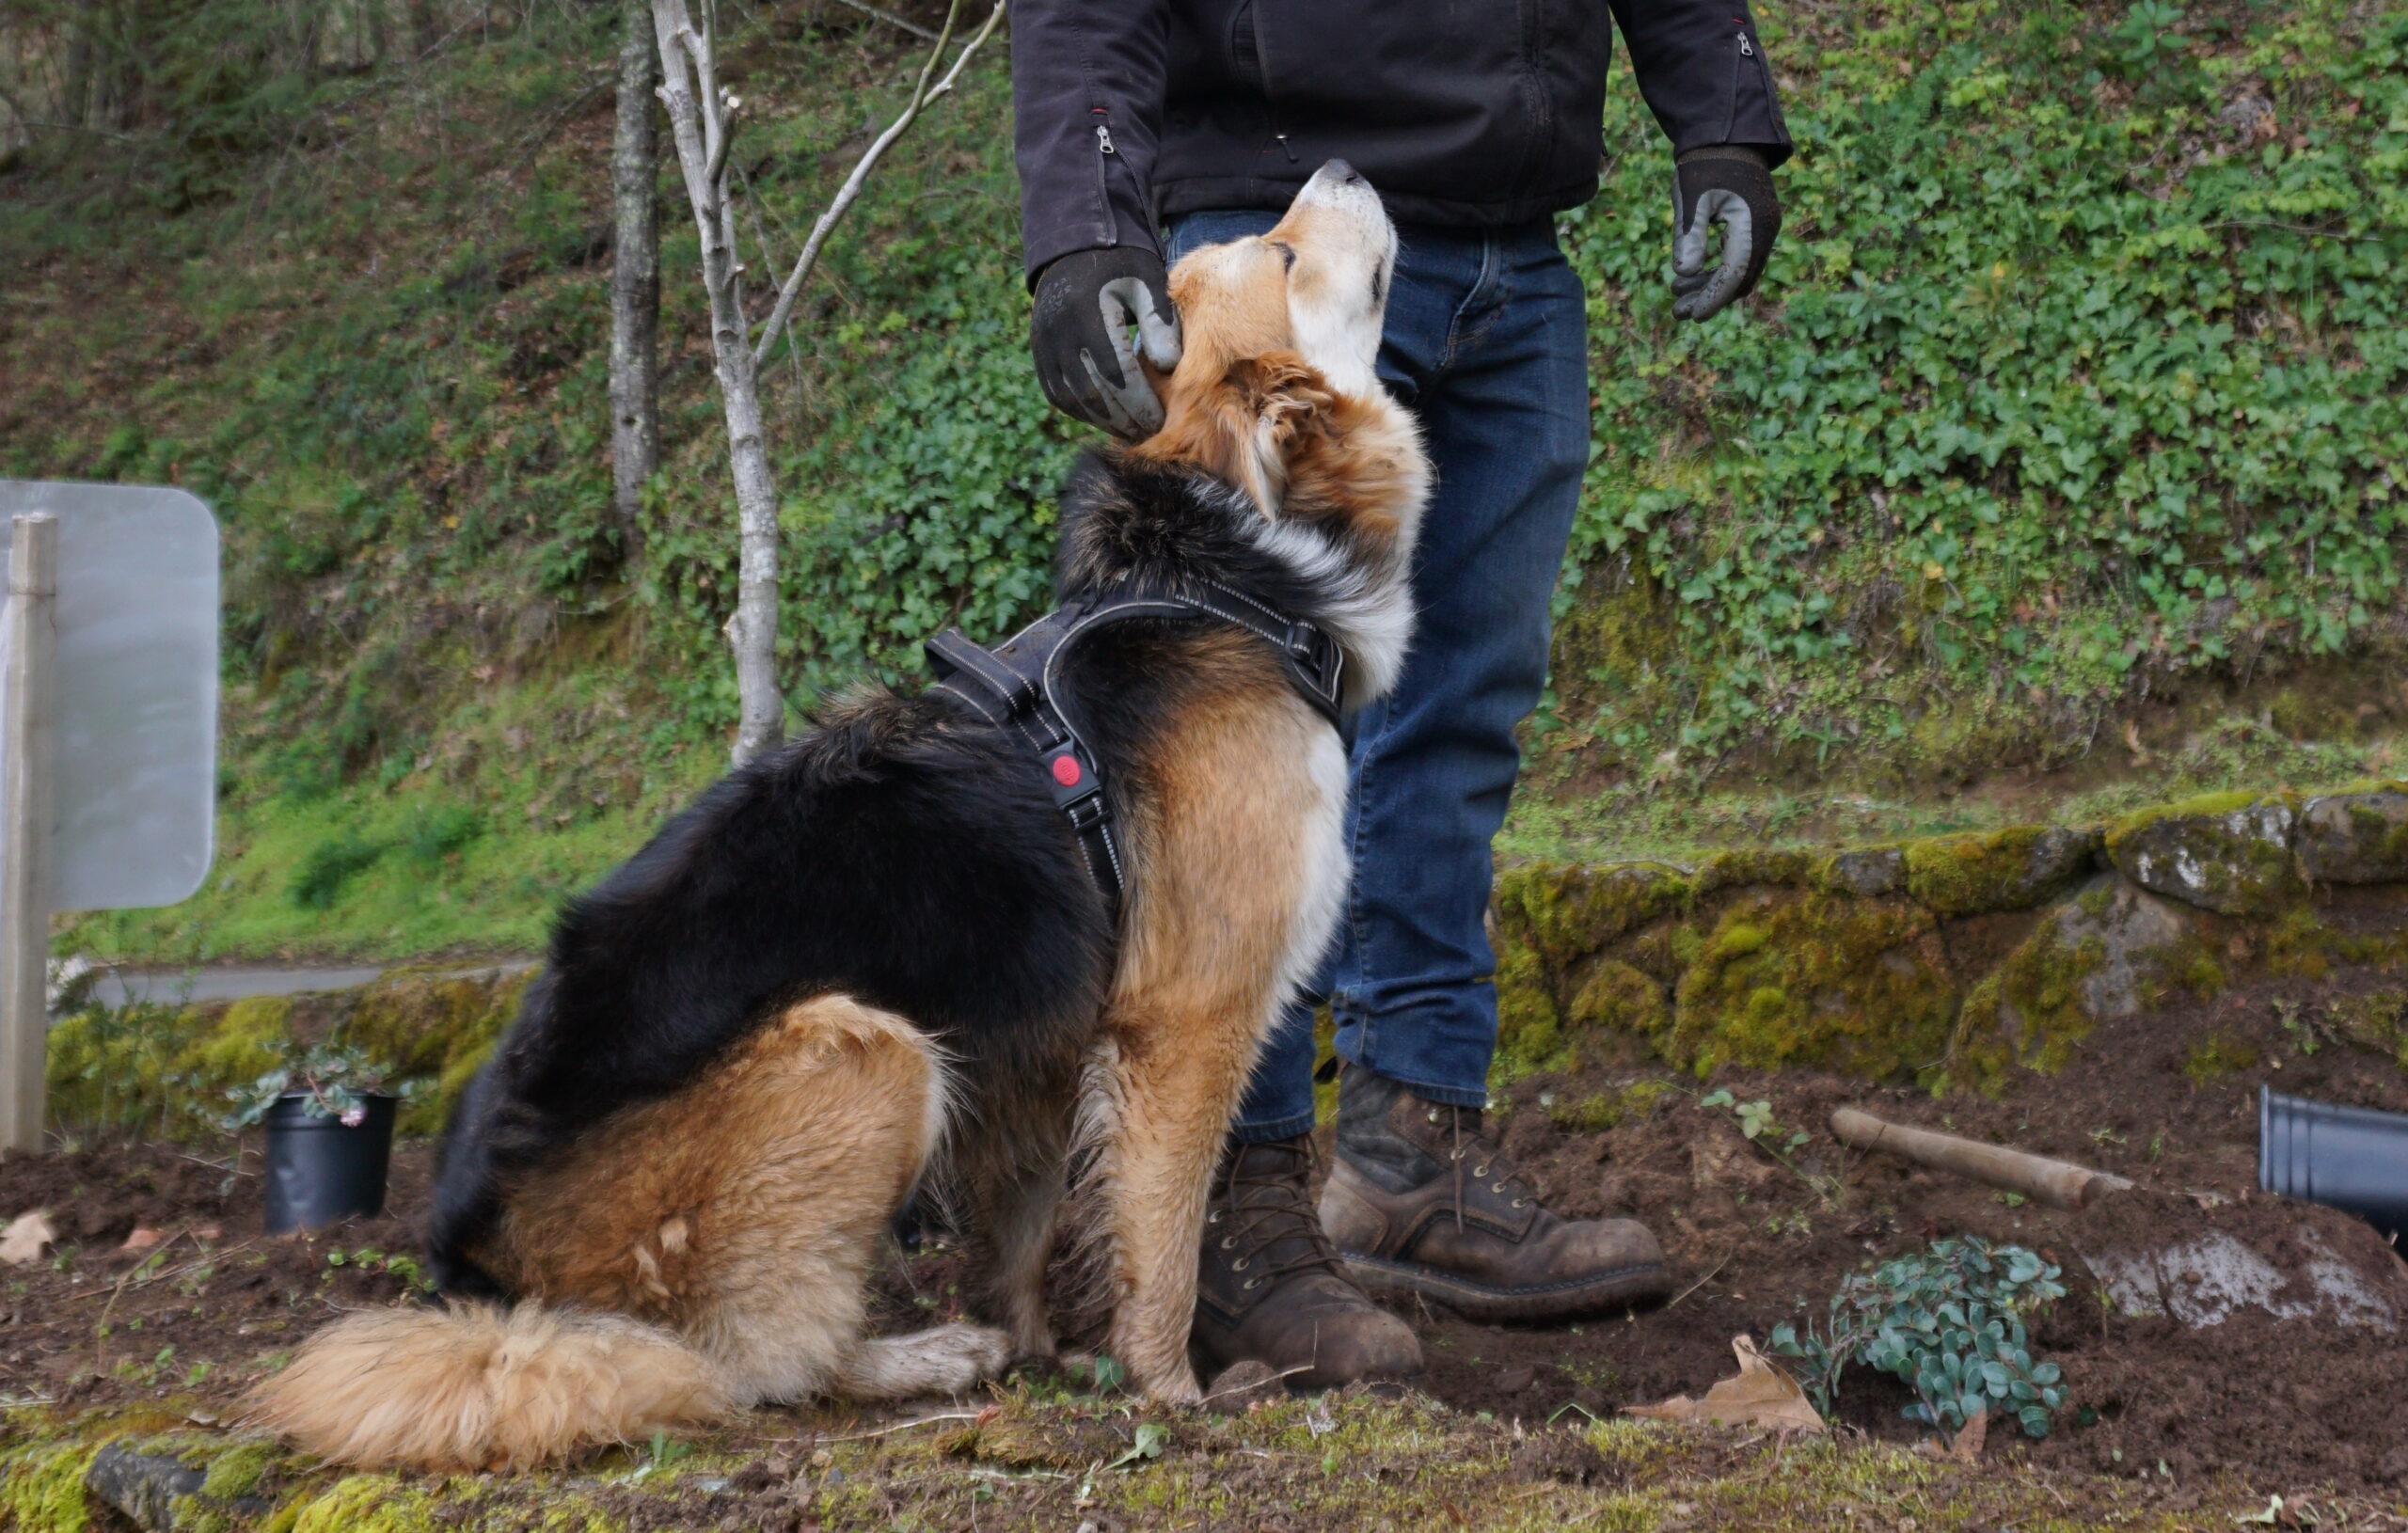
[1029,246,1183,438]
[1671,145,1782,321]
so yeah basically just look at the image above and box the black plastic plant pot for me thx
[262,1092,397,1235]
[2259,1085,2408,1243]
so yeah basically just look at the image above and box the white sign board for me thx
[0,482,217,910]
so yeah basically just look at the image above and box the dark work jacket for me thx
[1010,0,1794,280]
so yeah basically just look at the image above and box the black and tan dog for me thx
[249,162,1428,1469]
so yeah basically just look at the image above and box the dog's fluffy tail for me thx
[246,1303,728,1470]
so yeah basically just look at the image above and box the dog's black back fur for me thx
[428,450,1370,1293]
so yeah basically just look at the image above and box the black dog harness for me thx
[926,577,1345,920]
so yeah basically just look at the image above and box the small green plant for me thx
[289,832,386,909]
[402,805,483,865]
[1699,1089,1840,1203]
[1768,1237,2069,1438]
[224,1040,419,1130]
[2273,998,2343,1057]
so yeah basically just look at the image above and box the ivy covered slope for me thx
[3,0,2403,963]
[1545,0,2408,790]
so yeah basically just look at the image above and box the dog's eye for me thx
[1269,242,1296,272]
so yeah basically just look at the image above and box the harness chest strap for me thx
[924,577,1346,921]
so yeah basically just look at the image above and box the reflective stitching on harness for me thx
[925,577,1344,925]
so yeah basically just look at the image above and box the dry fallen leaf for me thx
[120,1226,166,1253]
[1950,1406,1988,1463]
[1622,1335,1826,1435]
[0,1210,57,1265]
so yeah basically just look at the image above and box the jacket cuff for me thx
[1023,220,1164,289]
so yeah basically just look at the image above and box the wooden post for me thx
[1,514,58,1152]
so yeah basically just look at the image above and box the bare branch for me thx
[750,0,1004,368]
[654,0,784,763]
[828,0,941,42]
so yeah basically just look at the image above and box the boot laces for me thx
[1434,1103,1533,1231]
[1213,1140,1341,1288]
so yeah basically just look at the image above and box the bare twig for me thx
[1196,1360,1315,1406]
[822,1410,986,1442]
[829,0,940,41]
[751,0,1004,367]
[1662,1253,1733,1312]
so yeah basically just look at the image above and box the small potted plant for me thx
[227,1042,419,1235]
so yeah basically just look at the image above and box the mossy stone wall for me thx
[1494,784,2408,1095]
[44,967,532,1143]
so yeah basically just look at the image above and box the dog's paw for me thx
[917,1322,1015,1391]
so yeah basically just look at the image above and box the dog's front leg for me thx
[1097,1010,1260,1403]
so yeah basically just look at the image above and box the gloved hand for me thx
[1029,246,1183,438]
[1671,145,1782,321]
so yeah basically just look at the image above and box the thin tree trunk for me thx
[63,19,93,127]
[408,0,438,55]
[653,0,783,766]
[608,0,659,561]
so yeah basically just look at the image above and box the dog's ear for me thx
[1164,350,1337,516]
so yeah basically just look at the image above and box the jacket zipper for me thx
[1091,113,1118,243]
[1739,32,1754,56]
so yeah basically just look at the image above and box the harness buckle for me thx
[1062,787,1112,831]
[1288,622,1345,709]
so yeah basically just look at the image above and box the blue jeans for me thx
[1161,212,1592,1141]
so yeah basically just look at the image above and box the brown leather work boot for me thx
[1321,1069,1675,1322]
[1189,1137,1424,1393]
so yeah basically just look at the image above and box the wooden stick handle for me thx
[1830,1107,2134,1211]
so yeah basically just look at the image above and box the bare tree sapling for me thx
[649,0,1003,767]
[609,0,660,561]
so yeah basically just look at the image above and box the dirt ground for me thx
[5,964,2406,1523]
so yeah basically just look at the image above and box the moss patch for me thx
[1566,960,1674,1050]
[0,1436,103,1533]
[1545,1078,1679,1134]
[43,968,531,1143]
[2183,1031,2261,1084]
[1667,893,1957,1079]
[2334,988,2408,1068]
[2297,789,2408,883]
[1902,826,2099,917]
[343,967,534,1134]
[1495,861,1698,972]
[2105,792,2305,916]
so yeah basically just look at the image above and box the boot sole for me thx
[1337,1252,1674,1324]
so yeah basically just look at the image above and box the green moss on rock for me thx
[2334,989,2408,1068]
[1566,959,1673,1044]
[278,1474,450,1533]
[344,966,533,1134]
[1944,876,2188,1092]
[1494,861,1696,972]
[43,966,532,1142]
[1667,892,1957,1078]
[1694,848,1818,894]
[2105,792,2305,915]
[1815,846,1905,898]
[2297,790,2408,884]
[1902,826,2100,917]
[0,1437,103,1533]
[1492,938,1566,1082]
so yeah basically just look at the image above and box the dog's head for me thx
[1134,163,1425,543]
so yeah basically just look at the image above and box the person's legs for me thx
[1212,217,1592,1139]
